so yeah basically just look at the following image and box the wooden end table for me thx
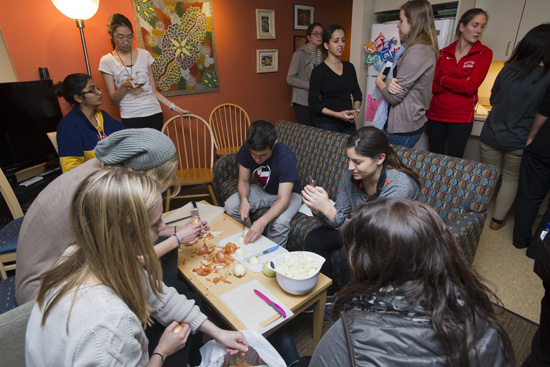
[169,209,332,341]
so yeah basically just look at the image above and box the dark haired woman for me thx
[375,0,439,147]
[302,126,420,286]
[480,23,550,231]
[99,13,189,130]
[427,8,492,158]
[287,22,324,126]
[310,198,513,366]
[308,24,362,134]
[54,73,124,173]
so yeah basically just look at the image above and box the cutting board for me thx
[217,231,288,272]
[163,202,225,226]
[220,279,293,334]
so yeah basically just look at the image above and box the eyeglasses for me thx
[115,34,134,42]
[80,86,102,95]
[310,32,323,36]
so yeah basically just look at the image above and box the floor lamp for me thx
[51,0,99,75]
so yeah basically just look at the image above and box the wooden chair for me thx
[0,169,24,280]
[208,103,251,156]
[161,114,219,211]
[46,132,58,153]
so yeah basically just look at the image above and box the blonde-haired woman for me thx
[25,169,248,367]
[375,0,439,148]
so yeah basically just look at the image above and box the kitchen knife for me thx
[244,245,279,261]
[254,289,286,318]
[190,201,200,220]
[164,214,192,225]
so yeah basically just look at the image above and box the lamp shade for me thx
[51,0,99,20]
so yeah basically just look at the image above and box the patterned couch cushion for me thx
[275,121,349,201]
[213,121,500,268]
[394,146,500,225]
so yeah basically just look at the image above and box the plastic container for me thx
[267,251,325,295]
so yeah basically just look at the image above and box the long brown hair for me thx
[505,23,550,81]
[333,198,514,367]
[455,8,488,39]
[346,126,421,187]
[400,0,439,59]
[36,169,163,328]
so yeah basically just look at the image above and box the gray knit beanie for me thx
[94,128,176,170]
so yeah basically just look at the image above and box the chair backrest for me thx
[46,132,58,153]
[208,103,251,154]
[0,169,23,219]
[162,114,215,170]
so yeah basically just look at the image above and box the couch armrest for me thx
[213,154,239,202]
[448,210,488,265]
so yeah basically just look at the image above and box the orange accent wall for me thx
[0,0,352,124]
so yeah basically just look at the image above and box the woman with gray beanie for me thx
[16,128,205,305]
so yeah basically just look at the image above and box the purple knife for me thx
[254,289,286,318]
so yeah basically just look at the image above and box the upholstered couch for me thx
[213,121,500,265]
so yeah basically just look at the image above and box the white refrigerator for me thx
[363,18,455,127]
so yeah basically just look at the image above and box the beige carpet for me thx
[473,202,544,323]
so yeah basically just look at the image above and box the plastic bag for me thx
[198,330,286,367]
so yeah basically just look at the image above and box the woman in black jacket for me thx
[310,198,513,367]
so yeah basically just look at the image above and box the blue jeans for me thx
[384,130,423,148]
[316,121,356,135]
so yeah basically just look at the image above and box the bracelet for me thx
[354,108,360,113]
[172,233,181,246]
[169,102,175,111]
[151,352,165,366]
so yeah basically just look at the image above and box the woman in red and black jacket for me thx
[427,8,492,158]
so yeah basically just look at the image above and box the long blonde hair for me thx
[401,0,439,59]
[36,169,163,327]
[126,152,181,195]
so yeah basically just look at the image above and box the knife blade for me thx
[244,245,279,261]
[254,289,286,318]
[164,214,192,225]
[190,201,200,220]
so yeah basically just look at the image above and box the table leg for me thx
[312,288,327,342]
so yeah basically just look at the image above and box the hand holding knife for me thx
[191,201,201,221]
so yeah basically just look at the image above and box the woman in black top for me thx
[308,24,362,134]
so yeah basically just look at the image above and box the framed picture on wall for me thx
[256,9,276,39]
[294,36,307,51]
[294,4,314,30]
[257,49,279,73]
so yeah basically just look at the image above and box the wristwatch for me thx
[355,108,360,113]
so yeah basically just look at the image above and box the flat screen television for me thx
[0,80,62,178]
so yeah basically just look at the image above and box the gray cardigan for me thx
[25,278,207,366]
[316,168,420,229]
[381,44,436,134]
[286,44,323,106]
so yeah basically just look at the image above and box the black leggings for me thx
[427,119,473,158]
[293,103,316,126]
[121,112,164,131]
[304,226,350,289]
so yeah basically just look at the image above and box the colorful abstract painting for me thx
[131,0,219,96]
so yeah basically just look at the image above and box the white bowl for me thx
[268,251,325,295]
